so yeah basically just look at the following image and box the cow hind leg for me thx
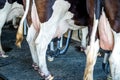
[36,43,53,80]
[0,26,4,55]
[35,26,54,80]
[81,27,88,51]
[26,24,39,70]
[109,31,120,80]
[0,2,12,58]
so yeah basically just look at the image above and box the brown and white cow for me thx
[16,0,90,79]
[16,0,70,79]
[84,0,120,80]
[0,0,24,57]
[17,0,120,80]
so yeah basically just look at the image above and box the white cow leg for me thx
[81,27,88,51]
[26,25,39,70]
[109,32,120,80]
[12,17,17,28]
[35,26,54,80]
[30,0,71,79]
[0,28,6,57]
[36,43,53,80]
[0,1,12,57]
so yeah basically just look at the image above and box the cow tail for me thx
[16,0,30,48]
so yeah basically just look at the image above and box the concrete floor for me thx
[0,27,107,80]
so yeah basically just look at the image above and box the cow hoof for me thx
[1,54,8,58]
[32,63,39,71]
[107,74,112,80]
[45,74,54,80]
[38,69,54,80]
[80,46,86,52]
[47,56,54,62]
[38,69,45,77]
[0,52,8,58]
[75,46,85,52]
[81,47,85,52]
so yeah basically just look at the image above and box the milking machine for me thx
[99,48,112,79]
[47,30,73,61]
[47,29,83,61]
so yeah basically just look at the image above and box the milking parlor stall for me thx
[1,0,119,80]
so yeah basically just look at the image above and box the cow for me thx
[6,2,24,29]
[84,0,120,80]
[0,0,24,57]
[16,0,90,79]
[66,0,89,51]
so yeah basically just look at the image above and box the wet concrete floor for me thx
[0,27,107,80]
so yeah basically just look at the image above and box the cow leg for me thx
[34,11,72,80]
[35,28,54,79]
[26,24,39,70]
[30,1,53,78]
[81,27,88,51]
[36,43,53,79]
[0,26,5,57]
[109,31,120,80]
[0,1,12,57]
[31,0,71,79]
[12,17,18,28]
[34,22,58,80]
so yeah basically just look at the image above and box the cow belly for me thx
[98,11,114,50]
